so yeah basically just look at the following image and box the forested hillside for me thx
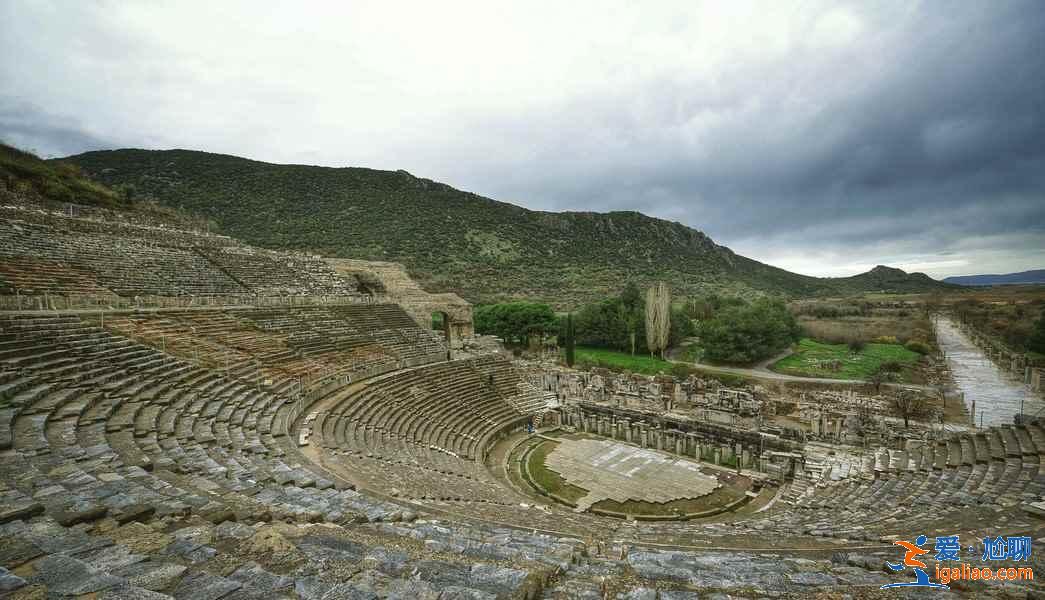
[65,148,953,307]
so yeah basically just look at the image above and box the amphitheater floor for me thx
[545,438,720,511]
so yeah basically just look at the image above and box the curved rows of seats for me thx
[616,424,1045,549]
[298,355,569,510]
[3,311,1045,596]
[0,219,246,297]
[320,358,529,460]
[0,204,238,248]
[0,255,116,298]
[0,313,431,529]
[777,426,1045,534]
[97,305,443,394]
[6,310,1040,549]
[0,495,915,600]
[0,205,359,298]
[196,245,356,297]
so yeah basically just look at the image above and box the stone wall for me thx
[326,258,474,348]
[560,402,800,476]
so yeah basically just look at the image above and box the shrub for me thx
[905,340,931,355]
[879,360,905,372]
[474,302,557,345]
[848,339,866,353]
[710,372,750,387]
[872,335,899,344]
[670,363,695,379]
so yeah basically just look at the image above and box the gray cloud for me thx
[0,99,120,158]
[2,1,1043,278]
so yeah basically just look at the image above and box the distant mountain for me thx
[943,269,1045,286]
[63,148,955,307]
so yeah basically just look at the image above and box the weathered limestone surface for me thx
[545,438,718,511]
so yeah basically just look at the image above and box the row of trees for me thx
[472,282,685,357]
[473,283,800,367]
[472,302,558,345]
[570,282,696,356]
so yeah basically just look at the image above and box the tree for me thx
[573,284,646,353]
[617,302,640,355]
[564,312,576,367]
[699,298,800,364]
[620,282,642,354]
[645,282,671,358]
[1029,312,1045,354]
[892,388,927,428]
[473,302,558,345]
[869,366,896,394]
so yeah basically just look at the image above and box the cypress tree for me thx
[565,312,576,367]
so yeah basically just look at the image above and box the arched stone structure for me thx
[325,258,474,348]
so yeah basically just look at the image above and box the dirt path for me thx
[666,347,936,391]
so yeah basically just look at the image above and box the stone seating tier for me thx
[0,207,361,299]
[2,312,1045,597]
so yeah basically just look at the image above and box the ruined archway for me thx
[326,258,474,349]
[431,311,450,345]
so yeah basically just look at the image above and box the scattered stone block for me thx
[50,503,109,526]
[172,571,242,600]
[27,554,122,596]
[113,561,187,592]
[0,567,26,593]
[0,501,44,524]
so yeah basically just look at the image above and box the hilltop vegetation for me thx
[65,148,953,307]
[1,144,211,229]
[1,143,127,208]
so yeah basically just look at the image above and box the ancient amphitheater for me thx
[1,195,1044,599]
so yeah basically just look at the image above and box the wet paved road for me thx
[935,316,1041,427]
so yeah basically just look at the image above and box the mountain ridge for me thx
[62,148,954,307]
[943,269,1045,286]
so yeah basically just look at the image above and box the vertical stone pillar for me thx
[713,447,722,465]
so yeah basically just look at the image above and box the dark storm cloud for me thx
[0,98,120,157]
[1,1,1042,276]
[436,2,1045,276]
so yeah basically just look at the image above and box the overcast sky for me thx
[3,1,1043,278]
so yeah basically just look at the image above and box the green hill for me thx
[1,143,208,229]
[2,143,127,209]
[63,148,953,307]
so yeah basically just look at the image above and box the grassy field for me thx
[575,346,673,375]
[770,338,921,380]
